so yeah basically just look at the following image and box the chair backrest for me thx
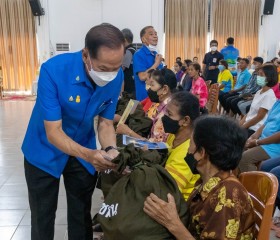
[233,76,237,88]
[238,171,278,240]
[205,80,212,91]
[206,83,219,114]
[0,66,3,99]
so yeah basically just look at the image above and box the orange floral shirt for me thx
[186,171,255,239]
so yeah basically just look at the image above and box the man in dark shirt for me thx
[202,40,224,84]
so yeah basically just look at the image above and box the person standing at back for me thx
[121,28,136,98]
[133,26,163,101]
[221,37,240,76]
[22,23,124,240]
[202,40,224,84]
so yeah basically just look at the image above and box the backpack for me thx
[123,46,136,97]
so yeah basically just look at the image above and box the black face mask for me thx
[184,153,199,174]
[162,115,181,134]
[181,66,187,72]
[147,88,160,103]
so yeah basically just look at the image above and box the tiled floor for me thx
[0,99,279,239]
[0,100,103,239]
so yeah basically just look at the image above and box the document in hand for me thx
[122,135,169,150]
[117,99,139,126]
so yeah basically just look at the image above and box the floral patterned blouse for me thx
[148,97,170,143]
[191,77,209,108]
[146,102,159,120]
[186,171,255,240]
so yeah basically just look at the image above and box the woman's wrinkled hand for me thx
[143,193,180,229]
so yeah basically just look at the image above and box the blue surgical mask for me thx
[256,76,267,87]
[218,65,225,71]
[210,46,217,52]
[251,64,256,70]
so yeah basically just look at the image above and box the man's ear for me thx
[82,48,88,63]
[141,36,147,45]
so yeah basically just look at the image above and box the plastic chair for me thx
[206,83,219,114]
[233,76,237,88]
[205,80,212,91]
[239,171,278,240]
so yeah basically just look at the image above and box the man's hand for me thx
[245,138,258,149]
[87,149,116,172]
[155,54,163,66]
[243,96,253,101]
[116,123,132,135]
[107,148,120,160]
[208,66,216,70]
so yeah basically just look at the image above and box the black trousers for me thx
[228,96,243,115]
[219,92,239,112]
[24,157,97,240]
[247,128,256,138]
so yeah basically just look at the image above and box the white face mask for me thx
[87,60,118,87]
[210,46,217,52]
[148,44,158,52]
[251,64,256,70]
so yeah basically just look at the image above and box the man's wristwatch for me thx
[104,146,117,152]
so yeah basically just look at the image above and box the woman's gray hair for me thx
[121,28,133,44]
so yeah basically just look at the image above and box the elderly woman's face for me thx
[189,134,207,174]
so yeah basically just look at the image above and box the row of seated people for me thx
[112,67,280,239]
[214,57,280,230]
[180,57,280,235]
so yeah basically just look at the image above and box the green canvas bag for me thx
[97,149,187,240]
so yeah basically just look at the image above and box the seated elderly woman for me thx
[144,116,255,240]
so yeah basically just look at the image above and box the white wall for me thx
[36,0,280,64]
[258,0,280,61]
[35,0,164,65]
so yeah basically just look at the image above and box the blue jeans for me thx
[260,157,280,199]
